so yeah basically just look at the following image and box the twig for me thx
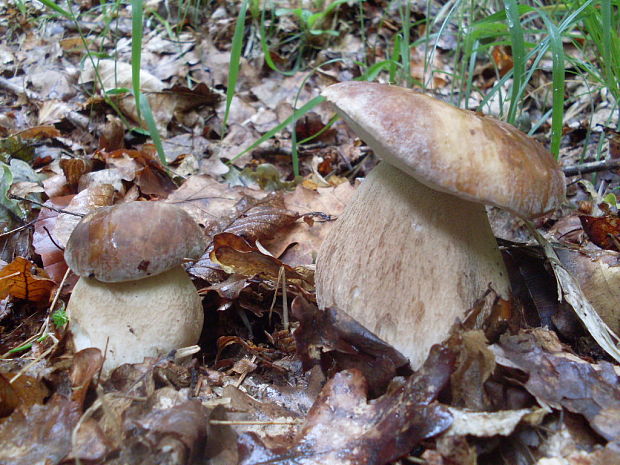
[563,159,620,177]
[209,419,302,426]
[8,194,84,217]
[0,219,38,238]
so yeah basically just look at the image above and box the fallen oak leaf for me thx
[238,345,455,465]
[491,329,620,441]
[224,193,300,243]
[0,257,56,302]
[0,348,103,465]
[292,296,409,396]
[580,215,620,251]
[210,233,312,286]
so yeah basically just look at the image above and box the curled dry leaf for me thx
[0,257,55,302]
[556,247,620,334]
[0,348,103,465]
[238,346,455,465]
[292,296,409,396]
[210,233,311,286]
[580,215,620,251]
[224,193,300,243]
[0,372,48,418]
[32,196,73,283]
[492,329,620,441]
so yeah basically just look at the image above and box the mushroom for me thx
[65,201,205,373]
[316,82,566,369]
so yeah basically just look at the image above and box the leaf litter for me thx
[1,1,620,465]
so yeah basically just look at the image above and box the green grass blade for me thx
[139,93,167,165]
[537,10,565,158]
[503,0,526,125]
[36,0,74,20]
[229,96,325,164]
[131,0,144,118]
[223,0,249,133]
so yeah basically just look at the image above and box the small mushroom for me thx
[316,82,566,369]
[65,201,205,373]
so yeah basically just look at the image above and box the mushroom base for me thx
[316,163,510,369]
[68,266,204,374]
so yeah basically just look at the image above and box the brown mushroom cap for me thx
[323,82,566,218]
[65,201,205,282]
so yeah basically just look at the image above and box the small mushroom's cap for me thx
[65,202,205,282]
[323,82,566,218]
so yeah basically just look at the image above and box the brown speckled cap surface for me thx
[65,201,205,282]
[323,82,566,218]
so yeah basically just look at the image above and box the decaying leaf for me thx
[446,406,548,437]
[292,296,409,396]
[0,348,103,465]
[239,345,455,465]
[224,193,300,243]
[210,233,311,285]
[556,247,620,334]
[492,329,620,441]
[0,372,48,418]
[0,257,55,302]
[32,196,73,283]
[580,215,620,251]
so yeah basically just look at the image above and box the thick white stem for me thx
[68,266,203,374]
[316,163,510,369]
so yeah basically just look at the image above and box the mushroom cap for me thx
[322,82,566,218]
[65,201,205,282]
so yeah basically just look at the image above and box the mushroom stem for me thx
[68,265,203,374]
[316,162,510,369]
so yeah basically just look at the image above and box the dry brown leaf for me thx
[0,257,55,302]
[12,125,61,139]
[210,233,310,284]
[59,157,94,186]
[556,248,620,334]
[32,196,73,283]
[0,372,48,418]
[239,346,455,465]
[492,329,620,441]
[224,193,299,243]
[580,215,620,251]
[0,349,102,465]
[263,182,355,266]
[292,296,409,396]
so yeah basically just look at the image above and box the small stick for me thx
[8,195,84,217]
[0,219,38,238]
[563,159,620,177]
[209,419,302,426]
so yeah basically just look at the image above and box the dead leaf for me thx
[12,125,61,140]
[492,329,620,441]
[210,233,310,284]
[580,215,620,251]
[0,372,48,418]
[224,193,300,242]
[0,348,102,465]
[0,257,55,302]
[556,247,620,334]
[32,196,73,283]
[238,345,455,465]
[264,182,355,266]
[292,296,409,396]
[59,157,94,186]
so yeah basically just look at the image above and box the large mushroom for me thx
[65,201,205,373]
[316,82,566,369]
